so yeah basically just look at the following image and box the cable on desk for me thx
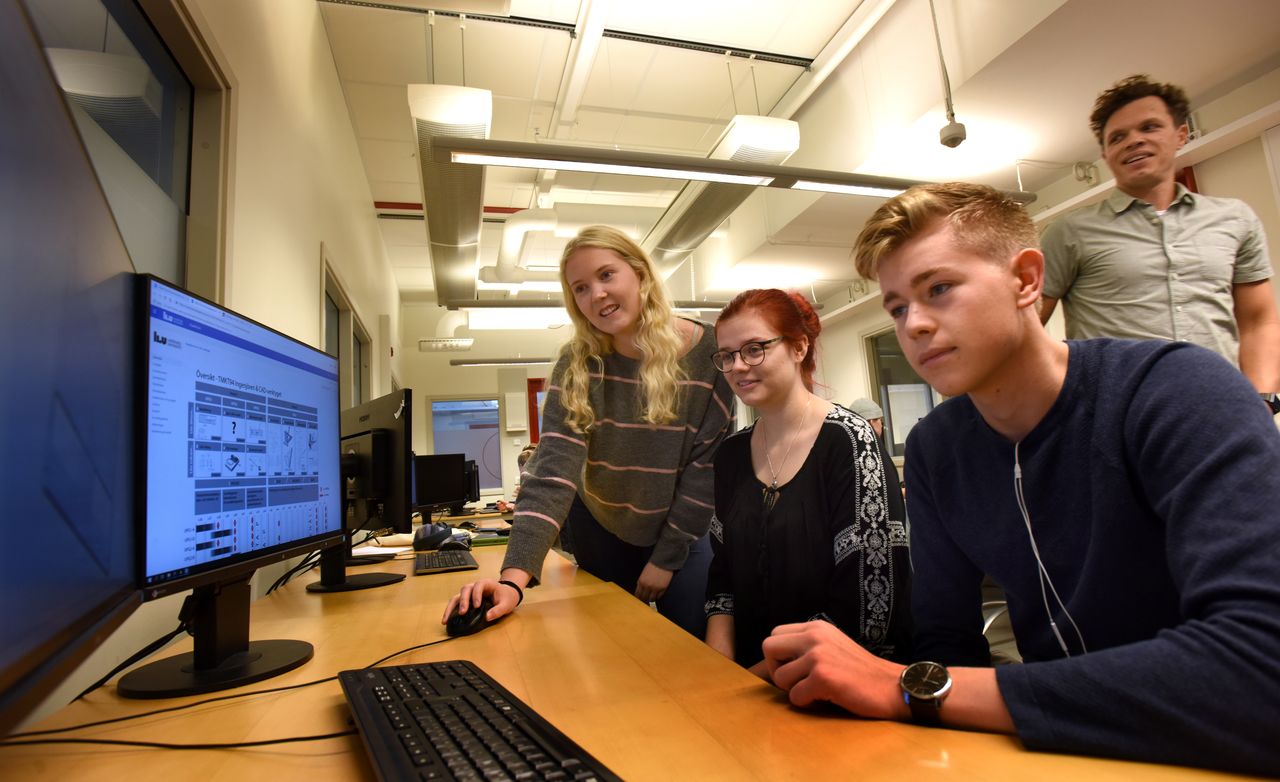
[74,621,186,702]
[5,637,456,738]
[0,730,357,750]
[266,528,392,595]
[265,550,321,595]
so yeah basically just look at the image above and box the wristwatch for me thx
[899,661,952,725]
[1261,393,1280,416]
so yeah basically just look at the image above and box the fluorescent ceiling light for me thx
[475,279,563,294]
[434,137,1037,204]
[790,181,904,198]
[712,264,820,291]
[465,307,570,330]
[419,337,474,352]
[452,152,772,187]
[450,358,553,367]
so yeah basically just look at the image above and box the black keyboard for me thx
[414,549,479,576]
[339,660,621,782]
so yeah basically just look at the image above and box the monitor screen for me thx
[340,389,414,535]
[115,276,345,699]
[415,453,469,513]
[0,0,140,733]
[140,276,344,596]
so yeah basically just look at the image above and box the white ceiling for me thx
[319,0,1280,304]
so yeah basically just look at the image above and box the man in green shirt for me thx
[1040,75,1280,399]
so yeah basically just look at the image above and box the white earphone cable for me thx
[1013,442,1088,657]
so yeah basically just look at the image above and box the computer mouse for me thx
[439,536,472,552]
[446,596,497,637]
[413,521,453,551]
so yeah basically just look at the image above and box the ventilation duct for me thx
[408,84,491,303]
[478,204,664,285]
[643,115,799,276]
[419,310,473,352]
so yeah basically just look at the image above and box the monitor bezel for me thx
[413,452,470,512]
[137,274,345,602]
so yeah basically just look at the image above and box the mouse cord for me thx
[7,637,458,739]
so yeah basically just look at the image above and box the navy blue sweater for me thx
[905,339,1280,775]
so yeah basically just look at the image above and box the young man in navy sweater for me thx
[761,182,1280,775]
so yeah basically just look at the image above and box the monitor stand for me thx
[306,534,404,593]
[118,577,311,699]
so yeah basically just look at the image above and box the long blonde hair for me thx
[558,225,687,432]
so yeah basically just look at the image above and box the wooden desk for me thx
[0,550,1252,781]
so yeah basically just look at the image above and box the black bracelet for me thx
[497,579,524,605]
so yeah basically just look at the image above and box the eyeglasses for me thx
[711,336,784,373]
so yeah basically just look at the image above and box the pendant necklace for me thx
[759,395,812,512]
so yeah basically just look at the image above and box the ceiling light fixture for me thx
[434,137,1034,204]
[446,299,728,311]
[790,181,904,198]
[450,358,554,367]
[449,151,773,187]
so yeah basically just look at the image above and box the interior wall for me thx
[816,302,891,407]
[22,0,405,729]
[185,0,399,388]
[1193,137,1280,263]
[400,302,569,497]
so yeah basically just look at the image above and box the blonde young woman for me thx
[443,226,735,636]
[705,289,912,676]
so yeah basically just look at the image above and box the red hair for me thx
[716,289,822,391]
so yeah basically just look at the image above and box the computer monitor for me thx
[341,389,415,535]
[117,275,347,698]
[0,1,141,734]
[465,459,481,505]
[414,453,470,515]
[302,389,414,593]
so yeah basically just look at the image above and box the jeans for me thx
[564,494,711,638]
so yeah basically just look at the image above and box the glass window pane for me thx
[431,400,502,492]
[28,0,193,284]
[870,331,939,457]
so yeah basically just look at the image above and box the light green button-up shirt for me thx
[1042,185,1271,366]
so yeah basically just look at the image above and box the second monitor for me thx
[415,453,477,516]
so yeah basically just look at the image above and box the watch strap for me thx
[1261,393,1280,416]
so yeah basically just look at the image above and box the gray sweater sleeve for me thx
[499,355,583,585]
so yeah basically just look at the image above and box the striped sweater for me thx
[502,320,735,584]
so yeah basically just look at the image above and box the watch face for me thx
[901,661,951,700]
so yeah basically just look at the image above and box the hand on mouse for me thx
[441,574,525,625]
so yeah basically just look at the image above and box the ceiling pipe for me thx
[767,0,898,119]
[478,208,559,284]
[641,0,898,279]
[478,204,667,285]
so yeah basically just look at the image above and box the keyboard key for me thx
[340,661,621,781]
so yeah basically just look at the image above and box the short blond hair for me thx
[853,183,1038,280]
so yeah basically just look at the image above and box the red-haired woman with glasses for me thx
[705,289,912,677]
